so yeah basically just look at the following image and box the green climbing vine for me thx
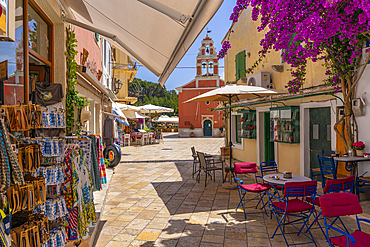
[65,25,89,135]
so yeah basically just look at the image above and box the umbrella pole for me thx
[229,95,233,184]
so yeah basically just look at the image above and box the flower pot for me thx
[220,147,230,156]
[190,132,195,137]
[356,149,365,157]
[219,132,224,137]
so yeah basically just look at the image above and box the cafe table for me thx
[263,174,312,186]
[334,156,370,174]
[334,156,370,193]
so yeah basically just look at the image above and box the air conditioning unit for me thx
[247,72,271,88]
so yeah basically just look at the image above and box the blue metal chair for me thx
[259,161,282,196]
[268,181,318,247]
[318,155,346,188]
[320,192,370,247]
[234,162,271,219]
[306,175,355,237]
[357,171,370,200]
[310,150,335,181]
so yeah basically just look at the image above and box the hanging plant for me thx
[65,25,89,136]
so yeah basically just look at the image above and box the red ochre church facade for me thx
[176,34,225,137]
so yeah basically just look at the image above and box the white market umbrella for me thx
[186,84,286,184]
[116,103,141,111]
[138,104,174,113]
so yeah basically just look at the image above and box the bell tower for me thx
[196,34,219,77]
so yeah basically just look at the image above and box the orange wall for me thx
[179,79,225,129]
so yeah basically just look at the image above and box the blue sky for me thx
[134,1,236,91]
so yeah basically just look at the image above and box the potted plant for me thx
[220,145,230,156]
[189,124,195,137]
[353,141,365,157]
[219,126,224,137]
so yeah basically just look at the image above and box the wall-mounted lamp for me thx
[113,79,123,94]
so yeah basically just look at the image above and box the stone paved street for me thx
[94,134,370,247]
[120,133,225,162]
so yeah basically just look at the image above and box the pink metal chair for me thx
[320,192,370,247]
[268,181,318,246]
[306,175,355,236]
[234,162,271,219]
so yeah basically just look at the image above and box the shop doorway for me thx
[309,107,331,171]
[264,112,274,161]
[203,120,212,137]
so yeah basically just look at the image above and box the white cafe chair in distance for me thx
[123,134,130,146]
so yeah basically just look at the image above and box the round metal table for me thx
[263,174,312,185]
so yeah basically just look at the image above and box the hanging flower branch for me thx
[220,0,370,152]
[65,25,89,135]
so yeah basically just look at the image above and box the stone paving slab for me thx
[95,135,370,247]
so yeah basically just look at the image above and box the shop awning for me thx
[62,0,223,86]
[112,109,130,126]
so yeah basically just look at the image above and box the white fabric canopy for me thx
[116,103,141,111]
[154,115,179,123]
[185,84,287,103]
[138,104,174,113]
[62,0,224,85]
[124,111,148,120]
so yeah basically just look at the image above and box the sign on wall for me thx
[0,0,14,41]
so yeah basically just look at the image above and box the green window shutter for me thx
[235,51,246,81]
[235,53,240,81]
[239,51,246,78]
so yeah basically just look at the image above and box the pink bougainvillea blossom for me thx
[219,0,370,93]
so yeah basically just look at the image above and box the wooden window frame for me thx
[23,0,54,104]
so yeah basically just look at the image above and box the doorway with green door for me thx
[264,111,275,162]
[309,107,332,175]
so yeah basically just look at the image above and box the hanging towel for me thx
[95,135,107,189]
[89,136,101,191]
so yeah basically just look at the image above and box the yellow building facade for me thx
[222,8,341,176]
[112,47,138,104]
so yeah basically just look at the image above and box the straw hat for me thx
[81,108,91,126]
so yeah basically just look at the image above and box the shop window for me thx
[235,51,246,81]
[0,0,24,105]
[231,114,242,145]
[0,1,52,106]
[28,4,50,60]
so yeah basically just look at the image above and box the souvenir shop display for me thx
[0,100,105,246]
[237,110,256,139]
[270,106,300,143]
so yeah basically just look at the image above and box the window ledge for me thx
[232,143,243,150]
